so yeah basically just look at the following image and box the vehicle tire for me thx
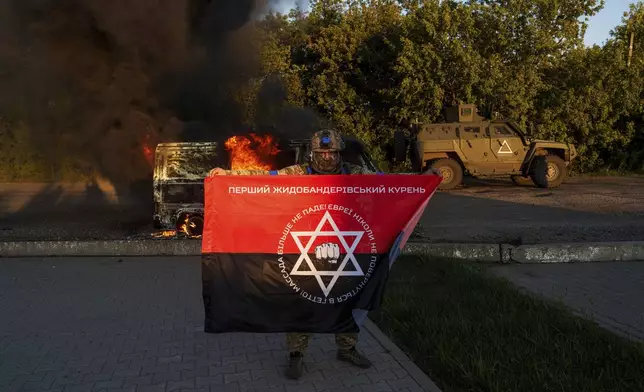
[529,156,548,188]
[545,155,567,188]
[393,130,407,162]
[185,215,204,238]
[428,158,463,190]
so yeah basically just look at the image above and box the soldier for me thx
[209,129,377,379]
[209,130,441,379]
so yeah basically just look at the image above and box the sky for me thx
[585,0,632,46]
[273,1,635,47]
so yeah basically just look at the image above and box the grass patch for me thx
[370,255,644,392]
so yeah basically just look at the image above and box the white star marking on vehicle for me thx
[290,211,365,297]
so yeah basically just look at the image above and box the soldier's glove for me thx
[315,243,340,264]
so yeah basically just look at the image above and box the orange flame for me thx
[151,216,202,239]
[142,134,154,166]
[179,215,189,236]
[152,230,176,238]
[224,133,280,171]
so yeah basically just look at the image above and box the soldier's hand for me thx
[209,167,227,176]
[315,243,340,264]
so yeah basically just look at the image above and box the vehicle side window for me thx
[464,127,480,134]
[461,108,472,116]
[492,126,513,136]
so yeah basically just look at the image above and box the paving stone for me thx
[0,258,427,392]
[137,383,167,392]
[167,379,195,391]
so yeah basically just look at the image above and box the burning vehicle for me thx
[152,141,220,238]
[152,134,380,238]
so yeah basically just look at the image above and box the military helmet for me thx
[309,129,344,174]
[311,129,345,152]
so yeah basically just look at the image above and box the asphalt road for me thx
[1,176,644,244]
[417,175,644,244]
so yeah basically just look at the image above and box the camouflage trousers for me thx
[286,332,358,354]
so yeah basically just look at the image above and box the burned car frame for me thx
[152,142,221,236]
[152,137,381,237]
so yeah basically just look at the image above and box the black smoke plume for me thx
[0,0,305,192]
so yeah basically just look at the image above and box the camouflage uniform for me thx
[210,129,373,378]
[287,330,358,353]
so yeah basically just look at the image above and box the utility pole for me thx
[626,8,640,68]
[628,30,634,67]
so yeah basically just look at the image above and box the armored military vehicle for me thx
[393,104,577,190]
[152,136,381,237]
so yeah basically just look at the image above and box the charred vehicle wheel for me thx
[529,156,549,188]
[428,158,463,190]
[185,215,204,237]
[176,213,205,238]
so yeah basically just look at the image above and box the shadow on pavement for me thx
[0,179,154,241]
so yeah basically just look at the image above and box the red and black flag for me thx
[201,174,441,334]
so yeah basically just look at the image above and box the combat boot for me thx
[337,347,372,369]
[285,351,304,379]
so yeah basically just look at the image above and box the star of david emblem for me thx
[289,211,364,297]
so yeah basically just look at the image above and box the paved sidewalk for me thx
[0,257,431,392]
[489,261,644,341]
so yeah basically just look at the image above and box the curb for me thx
[404,242,500,262]
[1,239,644,262]
[503,242,644,263]
[0,239,201,258]
[364,319,443,392]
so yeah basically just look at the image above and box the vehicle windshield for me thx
[506,121,527,137]
[157,146,224,180]
[165,154,221,178]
